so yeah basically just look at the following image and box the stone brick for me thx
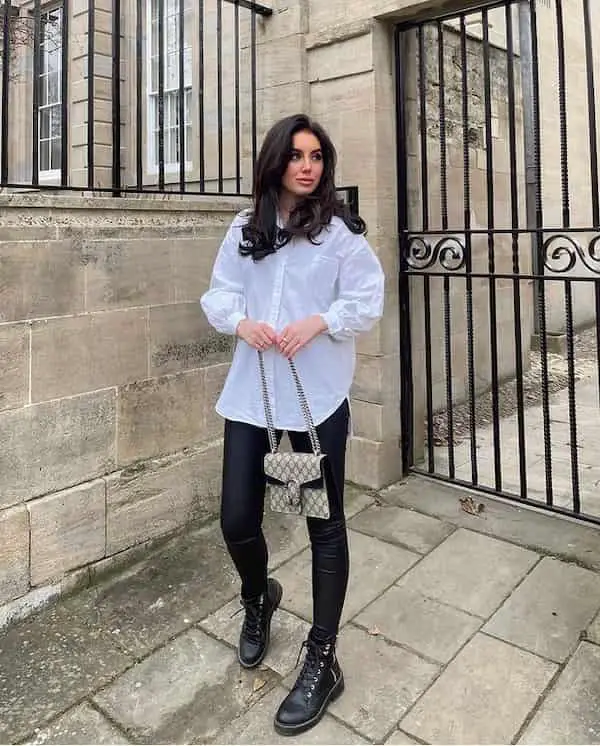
[0,323,29,412]
[149,303,233,377]
[117,369,205,465]
[308,30,373,83]
[31,309,148,402]
[203,363,229,441]
[0,505,29,605]
[27,702,130,745]
[0,390,116,510]
[106,443,222,554]
[84,237,218,311]
[346,435,402,489]
[29,481,106,586]
[257,34,305,89]
[0,240,85,323]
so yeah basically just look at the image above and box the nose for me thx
[301,157,312,172]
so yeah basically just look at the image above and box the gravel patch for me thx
[429,327,599,446]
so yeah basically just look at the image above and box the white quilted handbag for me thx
[258,351,330,520]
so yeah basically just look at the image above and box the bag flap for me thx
[264,452,325,488]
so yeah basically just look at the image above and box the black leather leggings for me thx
[220,400,350,641]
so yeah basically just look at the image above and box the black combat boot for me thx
[274,638,344,736]
[237,577,282,668]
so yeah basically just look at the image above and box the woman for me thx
[200,113,384,736]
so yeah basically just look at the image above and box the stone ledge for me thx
[306,19,374,51]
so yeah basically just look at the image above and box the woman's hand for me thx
[236,319,277,350]
[278,315,328,359]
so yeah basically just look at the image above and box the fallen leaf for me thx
[459,496,485,516]
[252,677,266,692]
[368,626,381,636]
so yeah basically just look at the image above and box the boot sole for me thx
[237,579,283,670]
[273,673,345,737]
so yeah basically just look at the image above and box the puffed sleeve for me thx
[200,217,247,335]
[321,232,385,340]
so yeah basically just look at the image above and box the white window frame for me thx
[146,0,193,176]
[38,5,63,181]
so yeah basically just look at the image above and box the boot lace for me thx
[293,640,331,700]
[232,597,264,645]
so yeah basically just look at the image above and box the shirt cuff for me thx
[321,309,343,338]
[228,311,246,336]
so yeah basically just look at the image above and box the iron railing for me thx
[396,0,600,525]
[0,0,273,196]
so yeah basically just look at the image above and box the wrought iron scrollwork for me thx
[404,235,466,272]
[543,234,600,274]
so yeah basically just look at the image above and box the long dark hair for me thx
[239,114,366,260]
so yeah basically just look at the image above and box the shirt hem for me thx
[216,394,351,433]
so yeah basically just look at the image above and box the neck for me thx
[278,189,298,224]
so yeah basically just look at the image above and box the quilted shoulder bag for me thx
[258,351,330,520]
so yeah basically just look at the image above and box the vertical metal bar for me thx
[136,0,143,189]
[482,8,501,491]
[443,274,455,480]
[111,0,120,194]
[157,0,165,190]
[250,8,257,181]
[554,0,570,228]
[234,0,241,193]
[529,0,553,505]
[395,26,414,475]
[437,20,448,231]
[564,280,580,513]
[519,0,542,330]
[460,14,478,486]
[87,0,94,189]
[0,0,9,185]
[178,0,185,191]
[32,0,42,186]
[198,0,205,190]
[60,0,69,186]
[424,276,434,473]
[583,0,599,226]
[506,1,528,499]
[418,25,428,230]
[216,0,223,192]
[596,283,600,410]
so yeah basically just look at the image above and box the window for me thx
[148,0,192,170]
[38,6,62,176]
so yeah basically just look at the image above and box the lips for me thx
[297,179,314,186]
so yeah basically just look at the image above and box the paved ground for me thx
[431,373,600,519]
[2,477,600,745]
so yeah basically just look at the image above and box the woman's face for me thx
[280,129,324,201]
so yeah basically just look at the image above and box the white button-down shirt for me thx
[200,212,385,431]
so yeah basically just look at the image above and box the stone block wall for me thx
[0,193,245,624]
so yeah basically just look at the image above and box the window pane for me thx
[39,75,48,107]
[48,72,60,105]
[40,140,50,171]
[51,138,61,170]
[40,109,50,139]
[50,106,61,138]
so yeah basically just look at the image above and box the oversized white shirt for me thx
[200,211,385,431]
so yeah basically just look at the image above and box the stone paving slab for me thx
[26,702,130,745]
[384,731,420,745]
[355,584,482,663]
[588,609,600,644]
[59,519,239,661]
[0,599,133,744]
[213,685,368,744]
[266,487,374,571]
[274,529,419,625]
[519,641,600,745]
[400,633,557,745]
[484,556,600,662]
[199,601,311,677]
[397,528,540,618]
[348,503,455,554]
[323,624,439,743]
[93,628,279,744]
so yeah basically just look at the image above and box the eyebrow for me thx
[291,148,322,154]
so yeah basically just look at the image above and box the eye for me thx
[290,151,302,161]
[312,152,323,162]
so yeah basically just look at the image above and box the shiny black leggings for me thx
[220,400,350,642]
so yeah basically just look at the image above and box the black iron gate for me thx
[395,0,600,525]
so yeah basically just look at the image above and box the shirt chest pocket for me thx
[297,256,339,306]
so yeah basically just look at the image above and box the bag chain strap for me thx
[258,350,322,456]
